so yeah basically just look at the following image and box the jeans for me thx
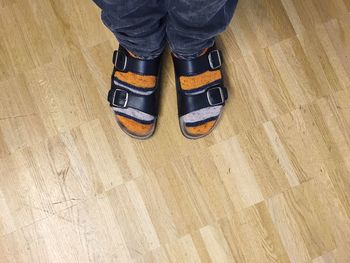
[93,0,238,59]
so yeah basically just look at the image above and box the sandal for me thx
[107,46,162,139]
[172,45,228,139]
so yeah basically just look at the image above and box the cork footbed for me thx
[116,114,154,136]
[184,120,216,136]
[114,71,156,89]
[179,70,222,90]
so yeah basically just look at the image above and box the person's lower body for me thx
[93,0,238,139]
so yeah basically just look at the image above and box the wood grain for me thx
[1,0,350,262]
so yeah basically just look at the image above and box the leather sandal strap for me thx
[178,85,228,116]
[172,46,223,76]
[108,83,158,116]
[113,46,161,76]
[107,45,162,116]
[173,45,228,117]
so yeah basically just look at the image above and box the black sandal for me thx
[107,46,162,139]
[172,45,228,139]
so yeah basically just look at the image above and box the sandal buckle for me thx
[208,50,222,70]
[112,89,129,108]
[207,87,225,106]
[114,51,128,71]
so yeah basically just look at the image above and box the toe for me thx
[183,118,217,138]
[116,114,155,138]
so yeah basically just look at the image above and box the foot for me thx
[108,46,162,139]
[172,46,228,139]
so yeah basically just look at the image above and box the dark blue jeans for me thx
[93,0,238,59]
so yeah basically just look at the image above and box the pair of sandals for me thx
[107,45,228,140]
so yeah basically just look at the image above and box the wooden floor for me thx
[1,0,350,262]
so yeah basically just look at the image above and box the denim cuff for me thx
[170,39,216,60]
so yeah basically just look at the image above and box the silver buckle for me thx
[208,50,222,70]
[112,89,128,108]
[114,51,128,71]
[207,87,224,106]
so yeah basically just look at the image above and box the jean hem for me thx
[169,39,215,59]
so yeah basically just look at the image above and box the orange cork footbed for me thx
[185,120,216,135]
[116,115,153,136]
[115,71,156,89]
[180,70,222,90]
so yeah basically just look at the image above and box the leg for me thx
[93,0,167,58]
[167,0,238,58]
[93,0,167,139]
[168,0,238,138]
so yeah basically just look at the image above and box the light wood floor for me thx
[1,0,350,262]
